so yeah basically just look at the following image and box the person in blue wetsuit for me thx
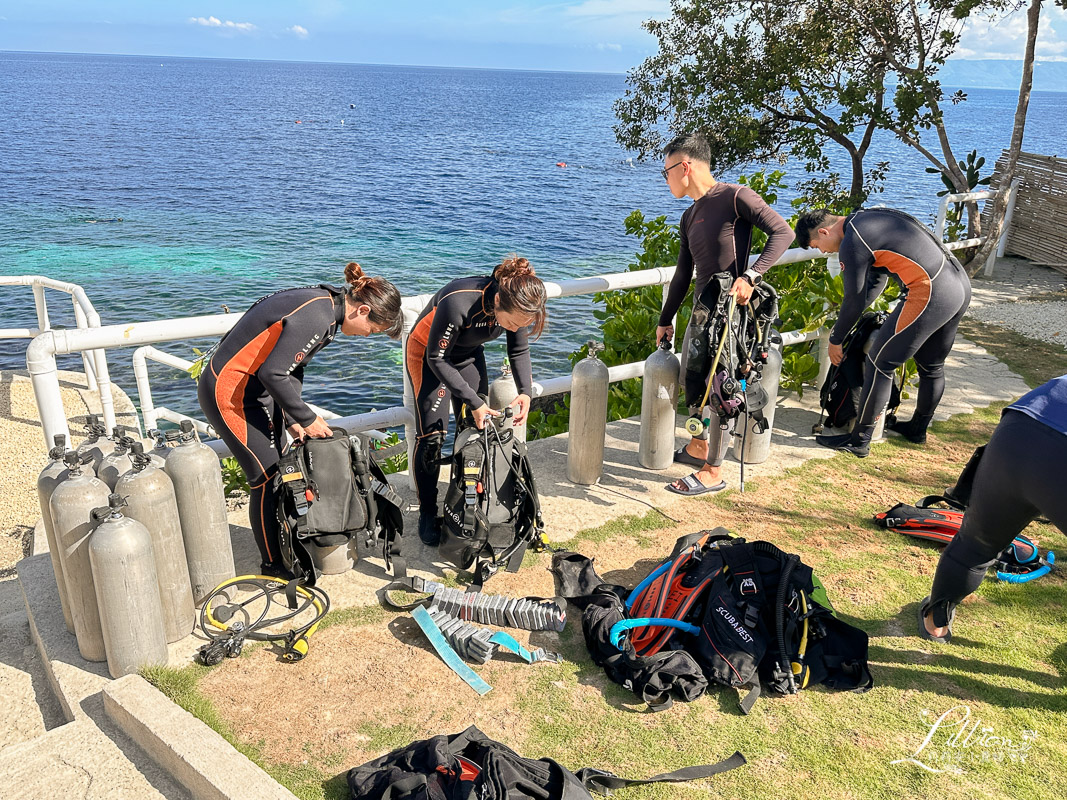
[796,207,971,457]
[917,375,1067,642]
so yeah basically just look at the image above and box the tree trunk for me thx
[966,0,1041,276]
[848,148,865,208]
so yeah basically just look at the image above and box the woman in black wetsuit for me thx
[198,263,403,577]
[405,256,547,546]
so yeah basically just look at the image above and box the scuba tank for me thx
[37,434,75,633]
[48,451,110,662]
[734,334,783,465]
[75,414,109,474]
[116,443,195,643]
[567,342,610,486]
[164,420,235,603]
[488,360,527,442]
[638,337,680,470]
[89,494,168,679]
[97,426,135,489]
[146,429,172,468]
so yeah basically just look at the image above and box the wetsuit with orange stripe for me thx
[833,208,971,445]
[197,284,345,567]
[405,275,533,515]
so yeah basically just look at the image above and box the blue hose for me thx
[625,560,676,612]
[997,550,1055,584]
[609,617,700,650]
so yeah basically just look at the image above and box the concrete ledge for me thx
[103,675,298,800]
[17,553,110,722]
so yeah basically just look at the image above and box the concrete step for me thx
[0,713,190,800]
[0,584,65,752]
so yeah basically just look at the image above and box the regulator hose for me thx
[197,575,330,665]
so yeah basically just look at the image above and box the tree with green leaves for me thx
[614,0,892,210]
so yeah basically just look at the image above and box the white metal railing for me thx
[0,275,119,431]
[934,181,1020,277]
[131,345,400,455]
[25,245,834,460]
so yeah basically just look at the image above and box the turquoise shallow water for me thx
[2,52,1065,421]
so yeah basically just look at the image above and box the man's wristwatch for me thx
[741,270,763,287]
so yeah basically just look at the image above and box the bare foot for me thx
[684,437,709,461]
[924,613,949,639]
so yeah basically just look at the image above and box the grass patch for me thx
[142,664,347,800]
[149,401,1065,800]
[568,509,674,548]
[959,317,1067,388]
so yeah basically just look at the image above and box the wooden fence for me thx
[988,150,1067,274]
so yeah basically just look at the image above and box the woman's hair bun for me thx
[494,255,533,280]
[344,261,365,285]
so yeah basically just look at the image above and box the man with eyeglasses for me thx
[656,132,794,496]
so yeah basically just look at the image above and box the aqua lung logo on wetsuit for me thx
[444,505,462,525]
[716,601,754,644]
[430,384,447,413]
[436,323,456,358]
[286,333,322,375]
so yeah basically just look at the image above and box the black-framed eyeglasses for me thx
[661,161,688,180]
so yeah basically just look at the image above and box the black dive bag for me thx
[347,725,746,800]
[439,411,544,586]
[276,428,404,584]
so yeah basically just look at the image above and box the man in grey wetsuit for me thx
[656,132,794,495]
[918,375,1067,642]
[797,207,971,457]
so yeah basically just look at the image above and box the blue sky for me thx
[2,2,1066,73]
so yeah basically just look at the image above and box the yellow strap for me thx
[281,471,305,483]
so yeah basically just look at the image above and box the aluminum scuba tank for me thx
[145,429,171,468]
[567,342,610,486]
[488,360,527,442]
[49,451,110,662]
[638,337,681,470]
[89,494,168,679]
[75,414,109,474]
[97,426,135,489]
[164,420,235,603]
[116,443,195,643]
[37,434,75,633]
[734,334,783,465]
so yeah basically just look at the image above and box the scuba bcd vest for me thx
[684,272,779,432]
[555,530,874,714]
[814,310,903,433]
[275,428,404,585]
[439,406,546,586]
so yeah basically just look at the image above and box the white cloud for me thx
[596,42,622,51]
[287,25,309,38]
[564,1,669,17]
[189,16,256,33]
[955,4,1067,62]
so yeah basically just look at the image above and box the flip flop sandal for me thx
[916,595,953,643]
[665,472,727,496]
[673,446,707,468]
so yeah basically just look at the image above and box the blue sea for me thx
[2,51,1066,421]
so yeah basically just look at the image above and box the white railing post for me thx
[32,283,50,332]
[72,297,99,392]
[996,177,1023,259]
